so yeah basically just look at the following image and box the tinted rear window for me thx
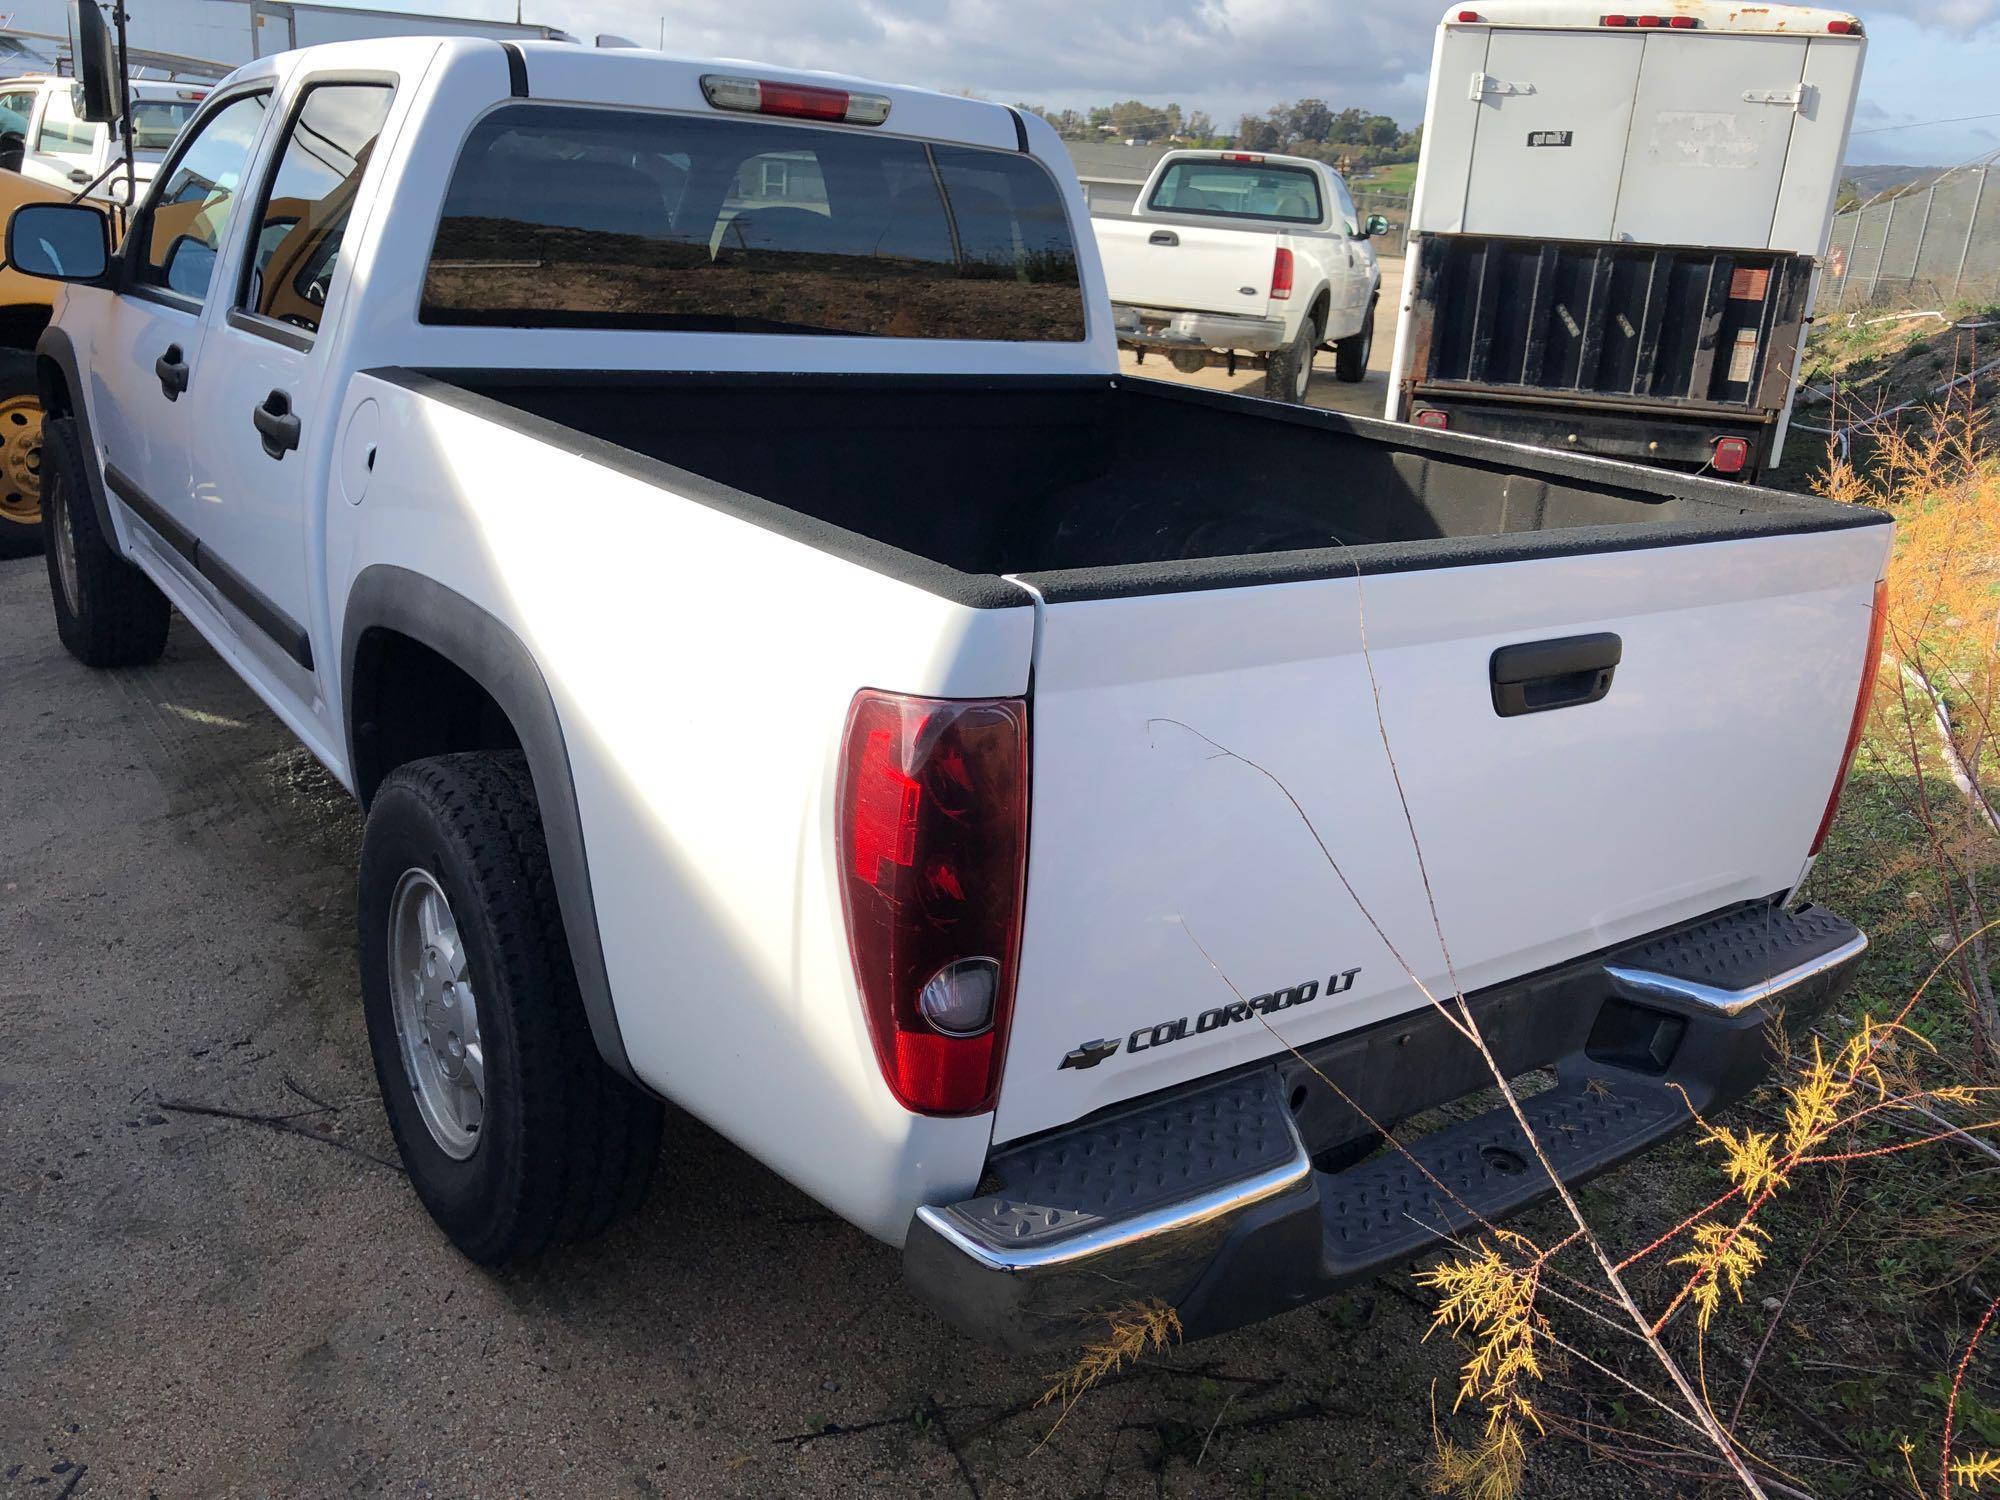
[1147,160,1322,224]
[423,104,1086,341]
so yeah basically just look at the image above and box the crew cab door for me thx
[1323,170,1374,337]
[87,86,274,568]
[178,78,396,711]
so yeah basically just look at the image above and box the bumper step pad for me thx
[1321,1077,1685,1274]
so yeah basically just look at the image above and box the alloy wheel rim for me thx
[0,394,43,528]
[388,867,485,1159]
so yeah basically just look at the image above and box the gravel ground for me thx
[0,543,1649,1500]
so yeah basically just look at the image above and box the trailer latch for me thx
[1469,73,1535,101]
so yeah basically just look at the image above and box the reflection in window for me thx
[241,84,394,336]
[423,105,1085,341]
[141,91,270,303]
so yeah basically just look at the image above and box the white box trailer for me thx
[2,0,571,75]
[1385,1,1866,479]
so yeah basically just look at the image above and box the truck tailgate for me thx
[993,525,1888,1144]
[1095,216,1279,318]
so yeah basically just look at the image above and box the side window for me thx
[137,91,270,303]
[1328,175,1360,236]
[35,85,97,156]
[237,83,393,337]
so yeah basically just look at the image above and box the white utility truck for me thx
[0,73,206,199]
[1387,1,1866,480]
[15,35,1885,1347]
[1095,149,1388,402]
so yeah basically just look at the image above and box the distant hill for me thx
[1841,164,1949,203]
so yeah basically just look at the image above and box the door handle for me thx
[1490,632,1621,717]
[67,167,89,183]
[253,388,301,460]
[154,344,188,401]
[1148,229,1178,246]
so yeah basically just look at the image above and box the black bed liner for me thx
[376,369,1886,608]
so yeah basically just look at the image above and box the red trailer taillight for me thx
[1415,409,1450,430]
[1828,18,1861,33]
[1712,436,1750,475]
[1809,579,1888,855]
[837,691,1028,1115]
[1271,247,1295,300]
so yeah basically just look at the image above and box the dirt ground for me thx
[0,525,1673,1498]
[1114,258,1403,416]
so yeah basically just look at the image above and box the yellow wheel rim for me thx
[0,392,44,530]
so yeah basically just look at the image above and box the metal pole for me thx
[113,0,134,207]
[1955,165,1989,297]
[1869,195,1894,303]
[1911,180,1936,298]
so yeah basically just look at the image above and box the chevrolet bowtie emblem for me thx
[1059,1038,1120,1071]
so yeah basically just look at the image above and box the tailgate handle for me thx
[1490,633,1621,717]
[1148,229,1178,246]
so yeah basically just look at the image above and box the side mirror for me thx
[5,202,111,282]
[68,0,119,125]
[1363,213,1391,238]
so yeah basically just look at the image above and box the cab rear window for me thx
[1147,160,1322,224]
[422,104,1086,342]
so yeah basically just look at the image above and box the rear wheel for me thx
[1334,295,1377,384]
[360,752,663,1263]
[1264,314,1320,405]
[0,350,45,559]
[41,415,170,667]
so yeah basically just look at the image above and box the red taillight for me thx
[838,691,1028,1116]
[1828,17,1860,32]
[1668,14,1697,24]
[1221,151,1265,163]
[1415,408,1450,429]
[1601,13,1632,24]
[1810,579,1888,855]
[1456,9,1482,19]
[700,73,892,126]
[1636,13,1663,24]
[1271,247,1295,300]
[1712,436,1750,475]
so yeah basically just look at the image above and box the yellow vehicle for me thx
[0,166,110,557]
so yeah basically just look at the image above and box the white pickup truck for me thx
[14,36,1887,1347]
[1095,148,1388,402]
[0,74,205,200]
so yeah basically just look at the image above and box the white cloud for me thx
[584,0,1442,126]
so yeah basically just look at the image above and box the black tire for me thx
[0,348,45,559]
[1334,294,1377,384]
[41,415,171,667]
[1264,313,1320,404]
[359,752,663,1263]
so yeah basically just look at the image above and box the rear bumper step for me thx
[904,900,1864,1347]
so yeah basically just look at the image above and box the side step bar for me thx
[905,900,1865,1347]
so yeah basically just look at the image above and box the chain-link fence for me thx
[1824,160,2000,309]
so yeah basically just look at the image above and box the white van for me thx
[1385,2,1866,480]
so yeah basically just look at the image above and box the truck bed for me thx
[399,371,1875,603]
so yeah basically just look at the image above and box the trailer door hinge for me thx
[1742,83,1815,111]
[1470,73,1535,101]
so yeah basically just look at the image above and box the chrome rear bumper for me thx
[904,900,1865,1348]
[1111,303,1289,352]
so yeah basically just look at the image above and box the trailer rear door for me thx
[1461,29,1644,242]
[1612,34,1811,248]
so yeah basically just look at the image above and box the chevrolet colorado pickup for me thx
[12,36,1887,1347]
[1094,148,1387,402]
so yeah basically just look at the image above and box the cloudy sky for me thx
[539,0,1998,167]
